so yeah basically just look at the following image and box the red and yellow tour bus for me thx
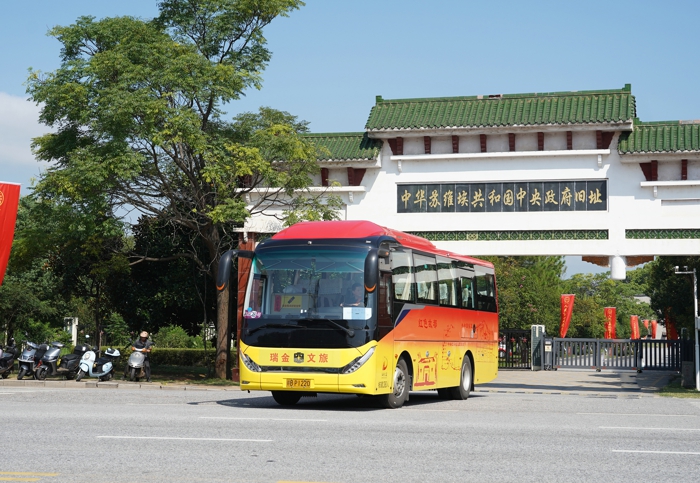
[217,220,498,408]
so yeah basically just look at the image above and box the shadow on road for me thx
[187,390,484,411]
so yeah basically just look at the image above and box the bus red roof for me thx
[271,220,493,268]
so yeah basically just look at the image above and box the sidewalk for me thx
[0,379,236,391]
[476,369,676,397]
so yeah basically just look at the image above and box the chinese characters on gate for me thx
[397,180,607,213]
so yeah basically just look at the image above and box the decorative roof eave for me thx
[317,158,380,168]
[366,121,633,138]
[618,119,700,156]
[302,132,382,164]
[618,150,700,163]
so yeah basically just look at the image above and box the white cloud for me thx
[0,92,51,190]
[0,92,50,167]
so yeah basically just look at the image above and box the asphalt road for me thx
[3,384,700,483]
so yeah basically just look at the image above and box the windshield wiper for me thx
[245,323,301,336]
[301,318,355,337]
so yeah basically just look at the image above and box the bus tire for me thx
[449,356,472,400]
[379,359,409,409]
[272,391,302,406]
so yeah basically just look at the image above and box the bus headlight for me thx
[341,347,375,374]
[241,353,262,372]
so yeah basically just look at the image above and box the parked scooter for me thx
[0,338,18,379]
[34,342,65,380]
[17,340,49,380]
[55,344,91,380]
[125,347,147,382]
[75,346,120,382]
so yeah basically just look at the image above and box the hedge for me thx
[101,347,222,367]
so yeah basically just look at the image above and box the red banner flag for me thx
[651,320,658,339]
[643,319,649,332]
[604,307,616,339]
[560,294,575,338]
[0,182,21,287]
[630,315,640,339]
[664,307,678,340]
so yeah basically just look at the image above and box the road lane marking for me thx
[580,413,696,417]
[126,403,185,406]
[0,473,59,482]
[200,417,327,422]
[613,450,700,455]
[98,436,272,442]
[600,426,700,431]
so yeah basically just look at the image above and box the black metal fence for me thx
[553,338,693,371]
[499,329,531,369]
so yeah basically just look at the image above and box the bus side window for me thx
[413,253,437,305]
[390,250,414,302]
[475,267,497,312]
[460,276,474,309]
[437,257,458,307]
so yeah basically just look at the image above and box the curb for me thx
[0,379,238,391]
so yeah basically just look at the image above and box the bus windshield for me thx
[241,245,376,349]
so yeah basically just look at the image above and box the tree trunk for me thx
[215,264,229,379]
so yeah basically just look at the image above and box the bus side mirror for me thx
[216,250,254,291]
[364,249,379,293]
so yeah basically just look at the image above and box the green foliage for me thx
[488,255,658,339]
[646,256,700,334]
[488,256,565,334]
[24,0,322,378]
[154,324,192,348]
[103,312,131,346]
[119,347,211,366]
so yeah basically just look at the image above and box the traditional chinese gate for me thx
[499,329,531,369]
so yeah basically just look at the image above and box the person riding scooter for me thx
[123,331,153,382]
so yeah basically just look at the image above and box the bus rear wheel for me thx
[448,356,472,400]
[272,391,302,406]
[379,359,409,409]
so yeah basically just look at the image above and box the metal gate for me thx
[499,329,531,369]
[553,338,693,371]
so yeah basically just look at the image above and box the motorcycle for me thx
[125,347,148,382]
[17,340,49,380]
[76,346,120,382]
[55,344,91,380]
[33,342,65,380]
[0,338,18,379]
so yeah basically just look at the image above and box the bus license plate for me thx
[286,378,311,388]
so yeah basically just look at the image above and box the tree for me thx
[563,269,656,338]
[489,256,565,333]
[9,195,130,346]
[646,256,700,335]
[27,0,337,378]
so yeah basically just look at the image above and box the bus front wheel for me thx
[379,359,409,409]
[449,356,472,400]
[272,391,302,406]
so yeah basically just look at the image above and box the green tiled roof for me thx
[366,85,635,131]
[303,132,382,161]
[618,120,700,154]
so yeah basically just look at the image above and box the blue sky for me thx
[2,0,699,275]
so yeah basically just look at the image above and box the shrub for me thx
[153,325,191,348]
